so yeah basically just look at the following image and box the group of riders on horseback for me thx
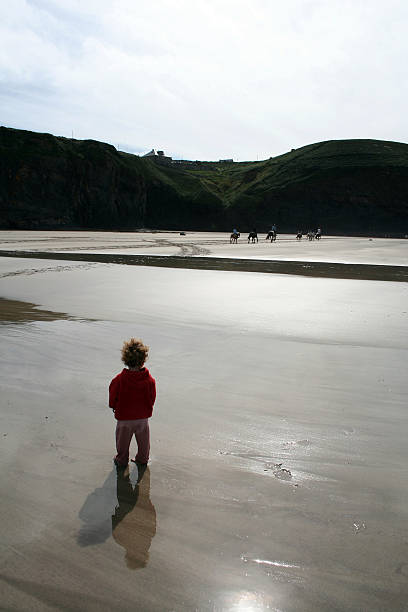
[298,228,322,240]
[230,226,322,243]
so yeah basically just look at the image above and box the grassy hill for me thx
[1,126,408,234]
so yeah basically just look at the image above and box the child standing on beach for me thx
[109,338,156,468]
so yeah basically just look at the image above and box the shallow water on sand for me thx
[0,256,408,611]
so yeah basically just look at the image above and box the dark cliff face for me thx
[0,127,225,231]
[224,140,408,234]
[227,166,408,234]
[1,127,408,234]
[0,128,148,229]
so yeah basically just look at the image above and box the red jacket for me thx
[109,368,156,420]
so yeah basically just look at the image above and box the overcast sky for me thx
[1,0,407,161]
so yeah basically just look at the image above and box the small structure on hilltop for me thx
[143,149,234,168]
[142,149,172,164]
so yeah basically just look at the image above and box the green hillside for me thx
[1,126,408,234]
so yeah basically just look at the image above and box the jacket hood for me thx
[122,367,150,380]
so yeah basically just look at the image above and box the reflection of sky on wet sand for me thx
[223,590,272,612]
[1,255,408,611]
[78,465,156,570]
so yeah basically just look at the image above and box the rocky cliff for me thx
[1,126,407,234]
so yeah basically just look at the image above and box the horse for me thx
[248,231,258,243]
[315,230,322,240]
[307,231,314,241]
[230,232,240,243]
[296,232,303,240]
[266,230,277,242]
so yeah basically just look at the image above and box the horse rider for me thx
[248,228,258,243]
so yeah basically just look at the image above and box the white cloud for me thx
[1,0,407,160]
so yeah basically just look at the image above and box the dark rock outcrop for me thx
[1,127,148,229]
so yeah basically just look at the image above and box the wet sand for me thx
[1,229,407,266]
[0,297,69,324]
[1,230,407,283]
[1,250,407,282]
[1,243,408,611]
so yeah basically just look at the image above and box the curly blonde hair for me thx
[121,338,149,369]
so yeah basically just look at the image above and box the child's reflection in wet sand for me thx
[112,464,156,569]
[77,464,156,570]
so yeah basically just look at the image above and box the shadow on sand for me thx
[77,464,156,569]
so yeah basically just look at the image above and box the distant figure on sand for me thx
[315,228,322,240]
[296,231,303,240]
[248,229,258,243]
[109,338,156,468]
[230,230,240,243]
[266,224,277,241]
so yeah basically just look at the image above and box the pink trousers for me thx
[115,418,150,466]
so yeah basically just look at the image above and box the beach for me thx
[0,232,408,611]
[1,230,408,265]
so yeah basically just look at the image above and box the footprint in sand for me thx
[343,427,355,435]
[282,439,311,448]
[395,562,408,577]
[274,467,292,480]
[353,520,366,534]
[264,463,293,480]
